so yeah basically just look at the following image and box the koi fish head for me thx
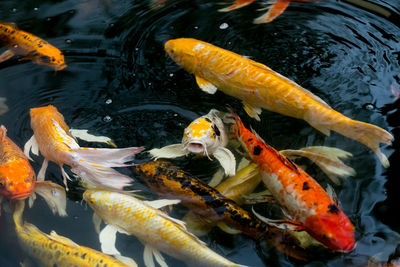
[34,51,67,71]
[0,159,35,200]
[182,110,227,157]
[165,38,203,73]
[305,209,355,252]
[30,105,69,131]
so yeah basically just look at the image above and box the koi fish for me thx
[12,200,136,267]
[219,0,318,24]
[165,38,393,167]
[134,160,309,260]
[0,22,66,70]
[83,189,246,267]
[149,109,236,176]
[1,125,67,217]
[24,105,144,191]
[228,111,355,252]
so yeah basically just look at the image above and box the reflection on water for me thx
[1,0,400,266]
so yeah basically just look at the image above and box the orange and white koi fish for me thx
[84,189,247,267]
[1,125,67,217]
[0,22,66,70]
[24,105,144,191]
[149,109,236,176]
[12,200,136,267]
[228,112,356,252]
[165,38,393,167]
[219,0,318,24]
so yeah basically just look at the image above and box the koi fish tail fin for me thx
[336,119,393,168]
[218,0,256,12]
[223,110,245,139]
[71,146,144,190]
[253,0,291,24]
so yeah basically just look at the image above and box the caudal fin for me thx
[339,120,393,167]
[70,146,144,190]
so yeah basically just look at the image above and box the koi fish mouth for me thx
[9,191,32,200]
[55,63,67,71]
[187,142,205,154]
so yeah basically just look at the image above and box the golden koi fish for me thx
[84,189,247,267]
[24,105,144,191]
[165,38,393,167]
[12,200,136,267]
[0,22,66,70]
[149,109,236,176]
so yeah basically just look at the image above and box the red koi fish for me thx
[228,111,355,252]
[219,0,318,24]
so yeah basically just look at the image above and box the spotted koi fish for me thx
[12,200,136,267]
[149,109,236,176]
[229,111,355,252]
[165,38,393,167]
[134,160,309,260]
[0,22,66,70]
[219,0,318,24]
[84,189,246,267]
[24,105,144,191]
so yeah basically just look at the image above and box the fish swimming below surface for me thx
[84,189,247,267]
[0,22,66,70]
[134,160,310,261]
[1,125,67,217]
[165,38,393,167]
[219,0,318,24]
[149,109,236,176]
[24,105,144,191]
[228,111,356,252]
[12,200,136,267]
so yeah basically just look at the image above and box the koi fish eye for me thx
[0,181,3,187]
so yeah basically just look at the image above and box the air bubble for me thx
[363,103,376,110]
[219,23,229,29]
[103,115,112,122]
[105,99,112,104]
[65,39,72,44]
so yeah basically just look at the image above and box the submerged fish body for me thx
[135,160,309,260]
[0,22,66,70]
[0,126,35,200]
[12,200,132,267]
[149,109,236,176]
[165,38,393,167]
[83,189,245,267]
[230,112,356,252]
[27,105,144,190]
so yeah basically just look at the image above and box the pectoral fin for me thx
[252,207,305,231]
[195,75,218,94]
[49,231,79,247]
[37,159,48,181]
[217,222,242,235]
[114,255,138,267]
[144,199,181,209]
[0,50,15,63]
[148,144,188,160]
[99,224,121,255]
[93,212,102,234]
[242,101,262,121]
[207,169,224,187]
[34,181,67,217]
[69,129,117,147]
[213,147,236,176]
[23,135,39,161]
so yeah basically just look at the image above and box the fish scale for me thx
[84,189,246,267]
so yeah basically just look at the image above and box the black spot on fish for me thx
[211,123,220,136]
[204,117,212,123]
[327,203,340,214]
[51,57,55,62]
[248,138,253,142]
[302,182,310,191]
[81,253,87,259]
[253,145,262,155]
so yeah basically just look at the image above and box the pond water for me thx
[1,0,400,266]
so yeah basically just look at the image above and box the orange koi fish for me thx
[0,125,35,201]
[1,125,67,217]
[0,22,66,70]
[219,0,317,24]
[24,105,144,191]
[165,38,393,167]
[228,111,356,252]
[149,109,236,176]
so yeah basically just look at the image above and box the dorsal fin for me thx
[0,22,18,29]
[248,59,272,71]
[48,231,80,247]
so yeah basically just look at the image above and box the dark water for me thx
[1,0,400,266]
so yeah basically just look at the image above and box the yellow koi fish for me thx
[12,200,136,267]
[149,109,236,176]
[165,38,393,167]
[24,105,144,191]
[84,189,247,267]
[0,22,66,70]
